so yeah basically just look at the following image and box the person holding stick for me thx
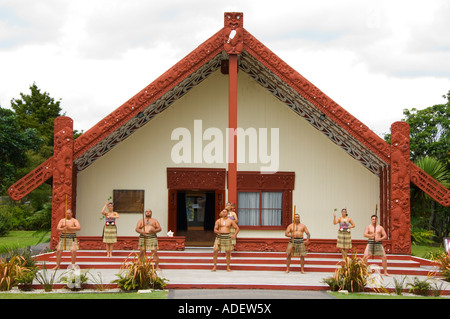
[101,201,119,257]
[211,209,239,272]
[285,213,310,274]
[135,209,161,271]
[363,214,390,276]
[53,209,81,270]
[333,208,355,257]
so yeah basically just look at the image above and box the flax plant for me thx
[35,263,59,292]
[333,252,370,293]
[430,251,450,282]
[113,253,167,291]
[0,255,22,291]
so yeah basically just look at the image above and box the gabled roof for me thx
[8,12,450,207]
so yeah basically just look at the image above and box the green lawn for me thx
[0,230,50,254]
[328,291,448,299]
[411,243,444,258]
[0,290,168,299]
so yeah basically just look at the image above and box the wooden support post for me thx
[51,116,74,250]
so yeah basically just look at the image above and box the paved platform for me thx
[40,264,450,296]
[29,245,450,296]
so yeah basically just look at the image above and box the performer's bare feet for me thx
[211,266,216,272]
[227,268,232,272]
[285,268,290,273]
[300,269,305,274]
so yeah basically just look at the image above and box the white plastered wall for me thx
[76,69,379,241]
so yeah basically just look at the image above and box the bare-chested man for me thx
[212,209,239,272]
[363,215,390,276]
[285,213,310,274]
[53,209,81,270]
[135,209,162,271]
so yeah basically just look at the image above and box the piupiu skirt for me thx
[214,233,234,252]
[138,234,159,251]
[102,224,117,244]
[367,239,385,256]
[57,233,78,251]
[337,230,352,249]
[286,238,307,257]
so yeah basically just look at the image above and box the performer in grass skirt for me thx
[285,213,310,274]
[363,215,390,276]
[136,209,162,271]
[101,201,119,257]
[53,209,81,270]
[333,208,355,257]
[212,209,239,272]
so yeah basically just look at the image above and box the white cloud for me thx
[0,0,449,135]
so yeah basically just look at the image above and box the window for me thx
[113,190,144,214]
[235,171,294,230]
[238,191,283,227]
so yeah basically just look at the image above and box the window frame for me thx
[235,171,294,231]
[238,190,284,229]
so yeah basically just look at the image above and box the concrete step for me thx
[35,249,432,276]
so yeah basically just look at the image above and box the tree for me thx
[404,92,449,165]
[384,91,449,167]
[384,91,450,242]
[10,83,63,152]
[0,107,42,194]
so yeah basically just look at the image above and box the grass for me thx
[328,291,448,299]
[411,243,444,258]
[0,290,168,299]
[0,231,50,254]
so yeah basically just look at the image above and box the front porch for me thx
[33,247,448,294]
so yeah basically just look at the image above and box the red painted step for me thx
[34,249,432,276]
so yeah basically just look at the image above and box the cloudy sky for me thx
[1,0,449,136]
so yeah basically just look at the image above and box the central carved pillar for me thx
[389,121,411,254]
[51,116,74,249]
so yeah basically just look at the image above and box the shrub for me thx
[407,277,431,296]
[431,251,450,282]
[0,255,22,290]
[113,253,168,291]
[323,253,370,293]
[15,267,37,291]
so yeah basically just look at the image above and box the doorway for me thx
[167,167,226,247]
[176,191,215,246]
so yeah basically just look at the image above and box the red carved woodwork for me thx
[390,122,411,254]
[235,238,391,254]
[167,168,226,190]
[77,236,185,251]
[411,162,450,206]
[8,157,53,201]
[223,12,244,54]
[51,117,74,250]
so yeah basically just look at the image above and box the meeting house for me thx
[9,12,450,255]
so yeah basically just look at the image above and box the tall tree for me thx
[384,91,449,167]
[0,107,41,194]
[403,91,450,164]
[10,83,63,152]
